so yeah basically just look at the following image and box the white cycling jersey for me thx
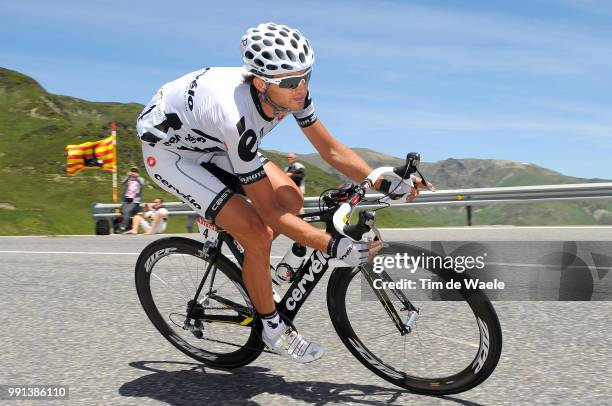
[136,67,317,221]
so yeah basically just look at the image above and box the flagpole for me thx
[111,122,118,203]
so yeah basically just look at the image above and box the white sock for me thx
[261,311,283,338]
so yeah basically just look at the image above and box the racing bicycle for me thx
[134,153,502,395]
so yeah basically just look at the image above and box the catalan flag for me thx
[65,135,116,176]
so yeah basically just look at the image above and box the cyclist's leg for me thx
[141,144,276,315]
[261,158,304,239]
[262,159,304,214]
[215,196,275,315]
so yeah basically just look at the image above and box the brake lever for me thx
[393,152,436,192]
[343,210,375,241]
[416,168,436,192]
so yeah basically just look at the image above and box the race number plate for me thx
[196,217,219,245]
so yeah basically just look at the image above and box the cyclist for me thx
[136,22,420,363]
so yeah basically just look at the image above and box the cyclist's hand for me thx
[379,177,416,201]
[328,237,383,266]
[367,239,384,261]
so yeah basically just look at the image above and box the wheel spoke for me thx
[329,263,502,393]
[135,238,263,369]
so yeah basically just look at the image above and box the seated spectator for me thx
[123,198,169,235]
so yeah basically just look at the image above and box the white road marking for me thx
[0,251,139,255]
[0,250,283,259]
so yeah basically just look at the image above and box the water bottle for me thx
[275,242,307,283]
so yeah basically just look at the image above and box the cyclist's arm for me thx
[217,109,331,251]
[243,179,331,252]
[301,119,381,186]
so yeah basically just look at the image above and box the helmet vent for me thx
[242,23,314,75]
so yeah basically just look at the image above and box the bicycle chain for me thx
[186,308,274,354]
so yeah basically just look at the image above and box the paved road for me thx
[1,227,611,405]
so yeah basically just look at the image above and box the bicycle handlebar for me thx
[332,152,433,240]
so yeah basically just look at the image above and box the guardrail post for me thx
[466,205,473,227]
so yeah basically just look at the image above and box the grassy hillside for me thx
[0,68,147,235]
[0,67,609,235]
[0,68,351,235]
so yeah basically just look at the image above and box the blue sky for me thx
[2,0,611,179]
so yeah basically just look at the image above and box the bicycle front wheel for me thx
[135,237,263,369]
[327,264,502,395]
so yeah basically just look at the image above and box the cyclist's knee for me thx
[277,185,304,215]
[240,219,273,252]
[216,196,273,251]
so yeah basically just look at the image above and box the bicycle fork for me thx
[360,266,419,335]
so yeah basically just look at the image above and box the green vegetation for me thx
[0,67,610,235]
[0,67,351,235]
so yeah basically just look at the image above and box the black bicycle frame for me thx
[192,209,413,333]
[213,210,333,323]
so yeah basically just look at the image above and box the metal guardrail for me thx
[303,182,612,211]
[92,201,194,219]
[92,183,612,232]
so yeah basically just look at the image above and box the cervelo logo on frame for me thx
[286,250,327,311]
[147,156,157,168]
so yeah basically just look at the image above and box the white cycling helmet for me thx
[241,22,315,76]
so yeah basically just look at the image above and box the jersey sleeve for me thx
[292,91,318,128]
[218,108,267,185]
[136,88,171,144]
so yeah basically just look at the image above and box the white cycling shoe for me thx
[262,321,325,363]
